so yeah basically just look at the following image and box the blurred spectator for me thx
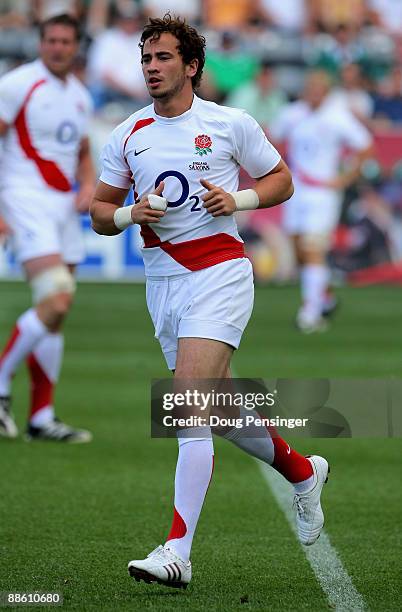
[366,0,402,38]
[204,0,262,31]
[35,1,83,20]
[372,65,402,127]
[307,23,366,76]
[204,31,258,102]
[260,0,308,34]
[328,62,374,123]
[86,1,143,36]
[87,3,149,111]
[0,1,38,64]
[142,0,201,24]
[0,1,31,28]
[331,184,394,272]
[309,0,366,33]
[237,206,295,283]
[226,59,288,131]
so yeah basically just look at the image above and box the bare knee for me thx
[36,292,74,330]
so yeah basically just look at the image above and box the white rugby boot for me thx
[294,455,330,546]
[128,544,191,589]
[0,396,18,438]
[25,418,92,443]
[296,311,328,334]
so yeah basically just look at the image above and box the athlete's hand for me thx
[200,179,236,217]
[323,175,350,190]
[75,183,95,213]
[132,181,166,224]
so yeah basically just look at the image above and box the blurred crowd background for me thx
[1,0,402,284]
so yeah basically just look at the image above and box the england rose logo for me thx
[195,134,212,156]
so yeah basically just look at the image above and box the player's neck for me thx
[41,59,69,83]
[153,90,194,118]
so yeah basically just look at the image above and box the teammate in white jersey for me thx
[0,14,95,442]
[271,71,373,333]
[91,15,330,588]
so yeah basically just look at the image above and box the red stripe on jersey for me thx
[140,225,245,271]
[27,353,54,416]
[14,79,72,192]
[295,168,327,188]
[123,117,155,155]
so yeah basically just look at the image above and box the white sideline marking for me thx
[258,463,366,611]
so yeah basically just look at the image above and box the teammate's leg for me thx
[0,254,90,441]
[293,234,329,332]
[0,256,58,437]
[25,261,77,429]
[0,296,49,437]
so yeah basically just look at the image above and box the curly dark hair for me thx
[139,13,206,89]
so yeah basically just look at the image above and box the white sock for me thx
[0,308,47,396]
[300,264,329,323]
[165,431,214,562]
[28,332,64,426]
[223,408,274,464]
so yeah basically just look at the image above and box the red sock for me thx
[27,353,53,421]
[267,426,313,483]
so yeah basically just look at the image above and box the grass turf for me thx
[0,281,401,611]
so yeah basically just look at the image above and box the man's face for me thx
[304,73,331,109]
[40,24,79,78]
[141,32,195,100]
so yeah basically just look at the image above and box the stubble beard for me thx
[149,71,187,102]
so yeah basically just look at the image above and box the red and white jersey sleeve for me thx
[0,59,92,194]
[100,95,281,276]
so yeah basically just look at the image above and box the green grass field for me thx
[1,281,401,611]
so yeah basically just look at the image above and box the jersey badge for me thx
[194,134,212,156]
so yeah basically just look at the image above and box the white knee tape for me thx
[30,265,76,304]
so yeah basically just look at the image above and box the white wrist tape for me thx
[148,194,168,211]
[230,189,259,211]
[113,204,134,231]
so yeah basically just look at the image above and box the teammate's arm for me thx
[324,144,374,190]
[90,181,165,235]
[201,159,294,217]
[75,137,96,213]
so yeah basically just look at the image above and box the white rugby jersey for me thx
[0,59,92,193]
[100,95,281,276]
[271,99,372,188]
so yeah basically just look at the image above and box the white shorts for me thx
[283,185,342,236]
[0,188,85,264]
[146,258,254,370]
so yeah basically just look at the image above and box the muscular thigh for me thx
[175,337,233,378]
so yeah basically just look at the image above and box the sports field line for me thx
[258,463,366,611]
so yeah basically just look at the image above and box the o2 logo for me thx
[56,121,79,144]
[155,170,201,211]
